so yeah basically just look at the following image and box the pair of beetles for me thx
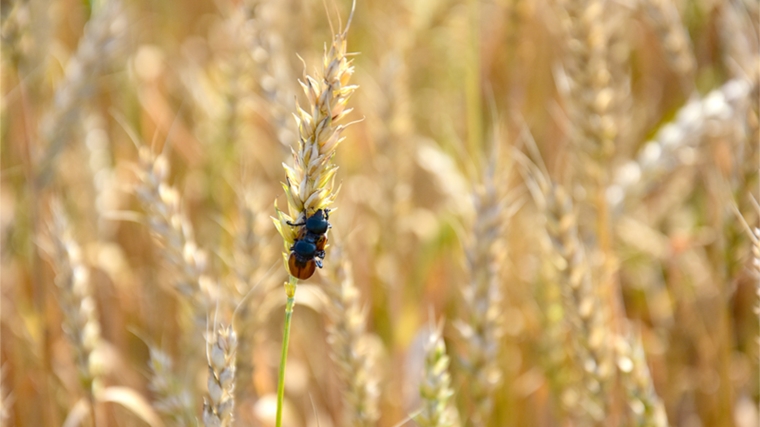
[287,209,331,279]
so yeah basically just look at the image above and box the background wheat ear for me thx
[147,346,195,426]
[455,156,509,427]
[325,248,380,427]
[418,319,459,427]
[615,329,668,427]
[134,145,214,312]
[36,0,127,187]
[517,148,615,424]
[45,200,105,395]
[203,324,238,427]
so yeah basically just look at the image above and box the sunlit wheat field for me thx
[1,0,758,426]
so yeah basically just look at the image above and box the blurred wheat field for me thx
[1,0,758,426]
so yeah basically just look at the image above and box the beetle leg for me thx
[315,259,323,268]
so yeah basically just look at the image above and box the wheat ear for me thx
[241,0,298,149]
[37,0,126,186]
[271,5,357,426]
[455,161,506,427]
[272,5,358,288]
[611,77,754,210]
[640,0,696,90]
[135,146,213,310]
[147,346,195,426]
[522,161,613,424]
[418,320,459,427]
[546,183,612,423]
[326,251,380,427]
[615,330,669,427]
[44,200,105,420]
[203,324,238,427]
[553,0,617,166]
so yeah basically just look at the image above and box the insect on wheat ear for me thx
[287,209,331,279]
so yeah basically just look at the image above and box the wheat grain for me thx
[552,0,628,297]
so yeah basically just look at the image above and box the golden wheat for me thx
[325,251,380,427]
[418,320,459,427]
[455,161,506,427]
[203,324,238,427]
[273,10,357,285]
[36,0,126,186]
[4,0,759,425]
[43,200,105,425]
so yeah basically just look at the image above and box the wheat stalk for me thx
[228,184,273,402]
[418,321,459,427]
[203,324,238,427]
[736,202,760,422]
[326,251,380,427]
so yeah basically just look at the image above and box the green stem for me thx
[276,276,298,427]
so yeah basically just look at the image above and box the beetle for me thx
[288,208,331,237]
[286,209,331,279]
[288,239,318,280]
